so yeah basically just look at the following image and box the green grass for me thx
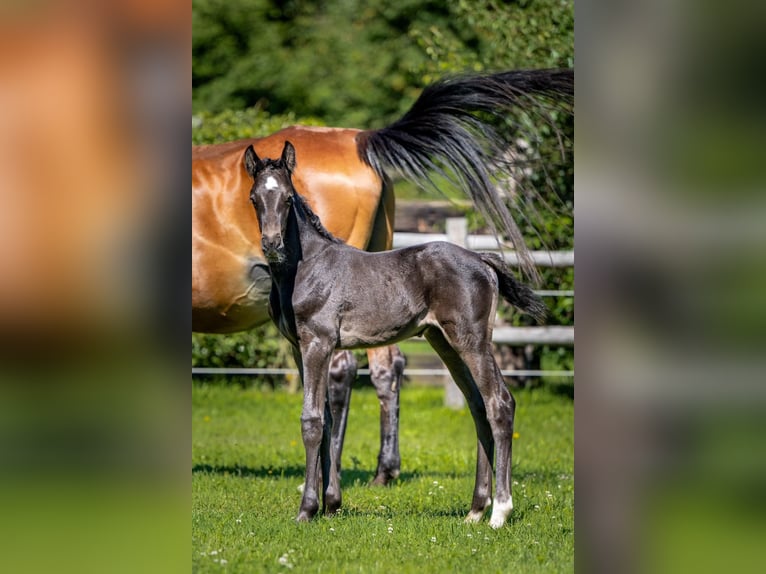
[192,383,573,573]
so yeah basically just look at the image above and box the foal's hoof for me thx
[489,516,507,529]
[295,511,314,523]
[296,501,319,523]
[464,509,486,524]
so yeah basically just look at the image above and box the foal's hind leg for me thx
[423,329,494,522]
[466,351,516,528]
[367,345,404,485]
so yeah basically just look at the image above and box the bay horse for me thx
[244,141,546,527]
[192,68,573,485]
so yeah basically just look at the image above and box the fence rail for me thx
[392,232,574,267]
[493,326,574,345]
[191,367,574,379]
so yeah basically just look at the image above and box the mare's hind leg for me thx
[328,350,357,477]
[423,329,494,522]
[367,345,404,485]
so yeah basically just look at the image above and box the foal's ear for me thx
[243,145,262,176]
[281,141,297,173]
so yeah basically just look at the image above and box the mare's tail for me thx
[356,68,574,285]
[479,253,547,324]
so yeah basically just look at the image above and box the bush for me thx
[192,323,295,388]
[192,104,324,145]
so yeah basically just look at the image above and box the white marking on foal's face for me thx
[265,176,279,190]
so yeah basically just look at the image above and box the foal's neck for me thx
[269,195,336,280]
[291,194,340,256]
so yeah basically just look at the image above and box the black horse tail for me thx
[479,253,547,324]
[356,68,574,285]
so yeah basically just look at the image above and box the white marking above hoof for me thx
[489,497,513,529]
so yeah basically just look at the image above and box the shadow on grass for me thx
[192,463,306,480]
[192,465,570,494]
[192,463,419,486]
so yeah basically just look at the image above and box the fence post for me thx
[443,218,467,409]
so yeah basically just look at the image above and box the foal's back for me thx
[293,241,498,349]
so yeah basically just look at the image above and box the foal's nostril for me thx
[262,236,282,254]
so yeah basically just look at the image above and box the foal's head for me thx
[243,141,297,263]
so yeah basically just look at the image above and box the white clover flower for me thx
[278,554,294,569]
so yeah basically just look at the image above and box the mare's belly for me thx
[192,261,272,333]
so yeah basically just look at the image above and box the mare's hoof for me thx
[371,475,388,487]
[371,469,399,487]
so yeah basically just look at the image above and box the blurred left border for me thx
[0,2,190,573]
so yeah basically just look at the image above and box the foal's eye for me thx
[285,196,293,205]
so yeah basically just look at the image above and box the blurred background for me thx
[0,1,189,572]
[576,0,766,572]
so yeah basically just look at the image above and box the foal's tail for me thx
[356,68,574,285]
[479,253,547,324]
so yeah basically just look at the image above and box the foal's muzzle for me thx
[262,236,285,263]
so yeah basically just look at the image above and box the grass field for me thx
[192,381,573,573]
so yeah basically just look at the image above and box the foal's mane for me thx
[292,190,342,245]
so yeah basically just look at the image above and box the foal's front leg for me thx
[297,336,340,522]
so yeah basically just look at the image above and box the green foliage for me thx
[192,384,574,572]
[192,104,325,144]
[411,0,574,80]
[193,0,574,127]
[192,324,294,387]
[191,324,292,369]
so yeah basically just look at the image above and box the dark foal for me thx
[245,141,546,528]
